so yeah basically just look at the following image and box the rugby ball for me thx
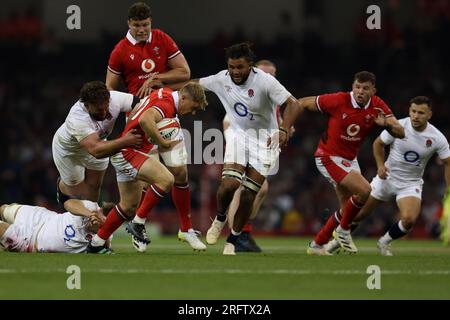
[156,118,180,141]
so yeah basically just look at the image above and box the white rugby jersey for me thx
[380,117,450,184]
[53,91,134,154]
[36,200,100,253]
[199,68,291,143]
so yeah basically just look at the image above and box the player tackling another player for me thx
[87,82,208,254]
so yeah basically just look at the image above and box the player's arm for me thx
[136,55,191,98]
[374,109,405,139]
[139,108,171,148]
[79,131,142,159]
[373,136,389,179]
[105,69,123,91]
[64,199,96,218]
[281,96,316,132]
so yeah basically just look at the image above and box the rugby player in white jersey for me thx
[223,59,294,252]
[0,200,113,253]
[196,43,300,255]
[325,96,450,255]
[52,81,142,203]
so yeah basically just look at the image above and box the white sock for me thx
[336,225,349,233]
[379,232,393,245]
[91,234,106,246]
[132,216,146,224]
[231,229,242,236]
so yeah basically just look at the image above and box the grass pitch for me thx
[1,235,450,300]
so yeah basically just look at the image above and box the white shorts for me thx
[315,156,361,187]
[370,175,423,201]
[0,205,54,252]
[224,128,279,177]
[52,135,109,186]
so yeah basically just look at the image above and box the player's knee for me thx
[401,217,415,230]
[159,171,175,192]
[220,179,241,196]
[170,166,188,184]
[356,185,371,203]
[0,205,7,220]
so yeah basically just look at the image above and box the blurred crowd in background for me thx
[1,0,450,238]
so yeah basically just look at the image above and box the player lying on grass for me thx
[0,200,113,253]
[324,96,450,255]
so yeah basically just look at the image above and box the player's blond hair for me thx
[181,82,208,111]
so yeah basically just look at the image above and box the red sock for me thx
[172,183,192,232]
[340,196,364,230]
[314,210,341,245]
[97,205,127,240]
[136,184,166,219]
[138,188,147,207]
[242,223,252,233]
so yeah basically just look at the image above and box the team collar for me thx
[350,91,371,109]
[126,30,152,46]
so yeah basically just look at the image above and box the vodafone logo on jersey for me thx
[141,58,156,73]
[346,124,361,137]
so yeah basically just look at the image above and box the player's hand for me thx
[377,165,389,179]
[158,140,172,149]
[122,129,143,147]
[374,107,388,127]
[136,73,162,98]
[267,130,288,150]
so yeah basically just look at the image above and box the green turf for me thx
[1,236,450,299]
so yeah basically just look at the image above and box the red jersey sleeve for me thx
[160,31,181,60]
[375,96,393,117]
[316,92,345,115]
[108,43,124,75]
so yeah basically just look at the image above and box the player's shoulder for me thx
[112,37,129,52]
[371,95,389,107]
[151,28,173,41]
[321,91,349,101]
[426,121,447,140]
[397,117,410,126]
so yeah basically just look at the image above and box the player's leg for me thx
[159,141,206,250]
[378,196,421,256]
[89,180,142,253]
[0,221,12,250]
[235,180,268,252]
[309,184,351,253]
[223,166,265,255]
[333,171,371,253]
[82,168,107,202]
[126,155,174,251]
[0,204,21,224]
[206,163,245,245]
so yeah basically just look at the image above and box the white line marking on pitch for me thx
[1,268,450,275]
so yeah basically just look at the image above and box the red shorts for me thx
[315,156,361,186]
[111,149,150,182]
